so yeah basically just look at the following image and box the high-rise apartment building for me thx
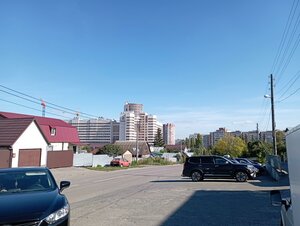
[119,111,136,141]
[124,103,143,115]
[260,131,273,144]
[202,134,210,149]
[69,118,119,145]
[242,130,259,142]
[210,127,227,146]
[163,123,175,145]
[119,103,163,146]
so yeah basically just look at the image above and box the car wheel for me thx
[191,171,203,182]
[120,164,123,167]
[235,171,248,182]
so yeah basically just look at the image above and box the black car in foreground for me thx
[0,167,70,226]
[182,155,257,182]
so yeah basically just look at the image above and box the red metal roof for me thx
[0,118,35,146]
[0,112,80,144]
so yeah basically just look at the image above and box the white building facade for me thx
[69,118,119,144]
[119,103,162,146]
[163,123,176,145]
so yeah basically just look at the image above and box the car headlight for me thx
[247,165,255,171]
[45,203,69,224]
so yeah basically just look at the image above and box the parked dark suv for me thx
[182,155,257,182]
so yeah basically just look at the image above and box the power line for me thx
[0,98,70,119]
[0,89,91,119]
[277,70,300,94]
[277,87,300,103]
[271,0,299,74]
[274,0,300,75]
[276,31,300,83]
[0,84,100,119]
[277,70,300,98]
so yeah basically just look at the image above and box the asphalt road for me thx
[51,165,289,226]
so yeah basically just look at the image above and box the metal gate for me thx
[18,149,41,167]
[0,150,11,168]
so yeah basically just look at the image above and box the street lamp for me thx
[264,74,277,156]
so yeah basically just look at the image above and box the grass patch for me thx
[87,157,175,171]
[132,157,175,166]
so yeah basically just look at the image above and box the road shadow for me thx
[249,174,290,188]
[160,190,281,226]
[151,178,238,183]
[151,179,193,183]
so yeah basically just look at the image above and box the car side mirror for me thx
[60,181,71,192]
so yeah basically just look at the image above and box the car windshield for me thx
[0,170,56,194]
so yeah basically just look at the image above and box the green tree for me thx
[190,137,195,148]
[185,138,189,148]
[154,128,164,147]
[245,140,272,163]
[195,134,203,148]
[276,130,287,160]
[191,134,208,156]
[213,135,247,157]
[100,144,122,156]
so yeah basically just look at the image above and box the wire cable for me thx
[0,98,70,119]
[0,84,100,119]
[277,70,300,99]
[0,89,91,119]
[277,87,300,103]
[271,0,299,74]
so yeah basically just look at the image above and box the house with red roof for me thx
[0,111,80,168]
[0,118,48,168]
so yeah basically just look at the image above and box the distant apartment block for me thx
[229,131,242,137]
[189,133,198,139]
[119,102,163,146]
[119,111,136,141]
[69,118,119,145]
[210,127,227,146]
[163,123,175,145]
[260,131,273,144]
[202,134,210,149]
[242,130,259,143]
[198,128,273,149]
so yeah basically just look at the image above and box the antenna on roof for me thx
[41,99,46,117]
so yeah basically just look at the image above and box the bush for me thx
[132,157,174,166]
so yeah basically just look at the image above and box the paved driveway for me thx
[51,165,289,226]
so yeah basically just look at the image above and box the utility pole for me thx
[270,74,277,155]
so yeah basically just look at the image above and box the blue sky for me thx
[1,0,300,138]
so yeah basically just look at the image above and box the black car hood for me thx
[0,189,66,224]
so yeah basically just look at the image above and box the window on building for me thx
[50,127,56,136]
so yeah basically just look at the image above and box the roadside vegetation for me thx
[132,157,175,166]
[88,157,175,172]
[87,166,130,171]
[184,131,287,163]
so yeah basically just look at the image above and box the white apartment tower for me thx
[147,115,158,145]
[163,123,175,145]
[119,103,161,146]
[119,111,136,141]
